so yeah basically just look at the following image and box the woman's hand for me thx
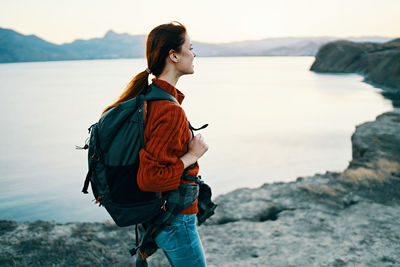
[188,133,208,159]
[180,133,209,168]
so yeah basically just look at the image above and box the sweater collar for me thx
[152,78,185,105]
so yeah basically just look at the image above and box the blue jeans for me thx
[155,214,206,267]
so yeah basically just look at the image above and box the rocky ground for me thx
[1,109,399,267]
[310,38,400,107]
[2,40,400,266]
[202,111,400,267]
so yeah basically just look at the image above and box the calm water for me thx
[0,57,393,222]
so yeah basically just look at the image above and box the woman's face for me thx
[175,34,196,75]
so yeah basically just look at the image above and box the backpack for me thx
[78,83,195,227]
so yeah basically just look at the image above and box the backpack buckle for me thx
[95,195,104,206]
[161,200,167,211]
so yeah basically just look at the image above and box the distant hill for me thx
[0,28,68,62]
[0,27,396,63]
[310,39,400,89]
[60,30,146,59]
[310,39,400,106]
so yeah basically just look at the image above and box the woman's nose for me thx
[193,52,197,58]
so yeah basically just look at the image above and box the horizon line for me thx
[1,26,398,46]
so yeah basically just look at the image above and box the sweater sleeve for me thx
[137,101,188,192]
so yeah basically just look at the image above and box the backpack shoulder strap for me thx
[144,84,179,104]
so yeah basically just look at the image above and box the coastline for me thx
[1,109,399,266]
[310,39,400,106]
[1,40,400,266]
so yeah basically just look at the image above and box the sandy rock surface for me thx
[1,111,399,267]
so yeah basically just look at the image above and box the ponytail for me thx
[102,70,149,115]
[103,21,187,115]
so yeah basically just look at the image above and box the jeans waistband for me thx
[171,213,196,224]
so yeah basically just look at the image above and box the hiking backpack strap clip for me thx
[185,120,208,182]
[188,121,208,137]
[81,123,102,194]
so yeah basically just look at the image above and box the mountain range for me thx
[0,27,396,63]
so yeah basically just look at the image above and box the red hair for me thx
[103,22,187,114]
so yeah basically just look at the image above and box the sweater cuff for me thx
[176,157,185,176]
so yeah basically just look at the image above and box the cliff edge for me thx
[310,39,400,106]
[1,40,400,266]
[1,110,399,266]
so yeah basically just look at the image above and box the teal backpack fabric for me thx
[78,83,217,266]
[81,84,182,226]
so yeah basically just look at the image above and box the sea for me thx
[0,57,393,222]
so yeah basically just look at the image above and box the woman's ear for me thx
[169,49,179,63]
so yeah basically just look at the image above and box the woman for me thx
[103,22,209,267]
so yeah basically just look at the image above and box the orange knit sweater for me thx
[137,78,199,214]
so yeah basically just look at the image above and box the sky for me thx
[0,0,399,44]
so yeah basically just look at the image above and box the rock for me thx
[0,221,17,235]
[350,111,400,168]
[1,97,400,266]
[205,187,285,225]
[310,39,400,106]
